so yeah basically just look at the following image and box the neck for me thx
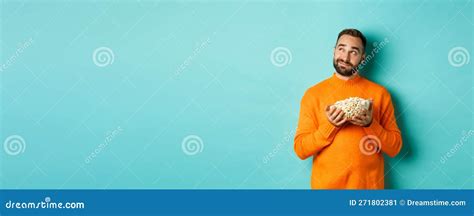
[335,71,359,81]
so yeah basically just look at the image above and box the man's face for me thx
[333,35,365,76]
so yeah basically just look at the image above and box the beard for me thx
[333,58,360,77]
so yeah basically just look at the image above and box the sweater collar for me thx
[330,72,362,86]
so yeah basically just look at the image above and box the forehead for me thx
[336,34,363,49]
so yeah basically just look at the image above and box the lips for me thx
[338,61,352,67]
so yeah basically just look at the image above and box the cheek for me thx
[351,56,362,64]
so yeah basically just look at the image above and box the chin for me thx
[336,69,354,77]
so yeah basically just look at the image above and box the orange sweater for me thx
[294,73,402,189]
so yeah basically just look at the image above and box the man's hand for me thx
[325,105,348,127]
[350,99,373,127]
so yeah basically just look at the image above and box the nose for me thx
[344,52,351,62]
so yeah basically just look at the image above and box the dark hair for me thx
[336,28,367,53]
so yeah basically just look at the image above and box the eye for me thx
[350,51,358,55]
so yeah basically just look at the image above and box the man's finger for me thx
[325,108,334,118]
[334,110,345,122]
[325,106,333,117]
[330,109,342,119]
[329,106,337,116]
[328,108,338,119]
[335,116,347,125]
[328,105,334,111]
[353,115,366,121]
[350,118,363,125]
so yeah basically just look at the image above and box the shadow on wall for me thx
[363,31,416,189]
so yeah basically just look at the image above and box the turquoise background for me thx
[1,0,472,189]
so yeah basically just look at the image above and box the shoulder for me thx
[361,77,391,96]
[303,76,333,98]
[360,77,395,108]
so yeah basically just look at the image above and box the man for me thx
[294,29,402,189]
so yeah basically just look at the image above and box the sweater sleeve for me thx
[294,90,340,160]
[363,90,403,157]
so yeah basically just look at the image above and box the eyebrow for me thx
[337,43,361,53]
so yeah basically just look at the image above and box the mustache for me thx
[336,59,353,67]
